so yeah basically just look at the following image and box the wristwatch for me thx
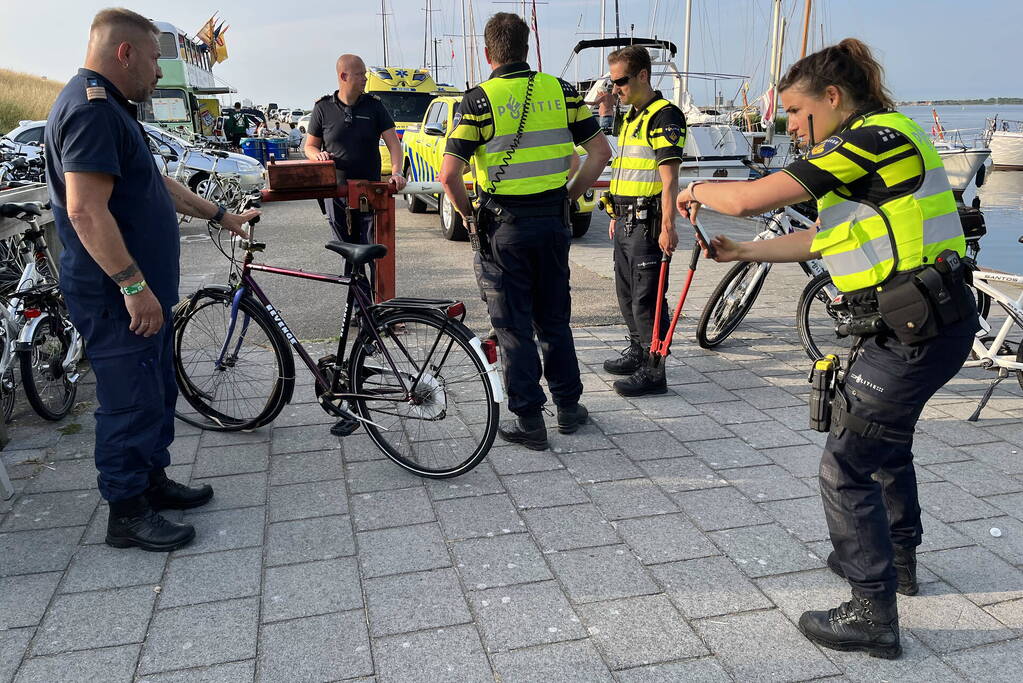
[120,279,147,296]
[211,204,227,224]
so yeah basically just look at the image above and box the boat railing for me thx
[933,127,988,150]
[984,118,1023,144]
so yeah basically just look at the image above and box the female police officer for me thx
[675,39,977,659]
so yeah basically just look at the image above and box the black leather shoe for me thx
[798,595,901,659]
[146,471,213,511]
[106,497,195,552]
[498,415,549,450]
[613,363,667,397]
[556,403,589,434]
[827,549,919,596]
[604,339,644,375]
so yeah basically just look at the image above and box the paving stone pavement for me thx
[1,207,1022,681]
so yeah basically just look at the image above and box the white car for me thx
[297,114,312,134]
[3,120,265,193]
[288,109,306,124]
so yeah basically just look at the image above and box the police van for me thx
[365,67,459,175]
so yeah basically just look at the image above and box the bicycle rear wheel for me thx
[20,311,76,420]
[348,310,498,478]
[797,273,854,361]
[696,261,769,348]
[173,289,294,430]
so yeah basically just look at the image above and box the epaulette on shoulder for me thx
[315,94,332,103]
[85,77,108,102]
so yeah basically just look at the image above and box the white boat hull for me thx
[990,131,1023,170]
[937,147,990,192]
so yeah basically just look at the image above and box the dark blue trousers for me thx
[823,314,977,598]
[65,295,175,503]
[474,214,583,416]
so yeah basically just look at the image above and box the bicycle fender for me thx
[14,310,49,352]
[469,336,505,403]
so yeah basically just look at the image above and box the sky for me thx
[2,0,1020,109]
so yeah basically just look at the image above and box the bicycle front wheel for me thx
[20,312,76,421]
[173,290,294,430]
[696,261,769,348]
[348,310,498,478]
[797,273,854,361]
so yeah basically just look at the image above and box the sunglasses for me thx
[609,74,634,86]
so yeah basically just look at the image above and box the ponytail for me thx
[778,38,895,112]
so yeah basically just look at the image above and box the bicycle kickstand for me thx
[967,368,1008,422]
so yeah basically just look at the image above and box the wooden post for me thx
[800,0,812,58]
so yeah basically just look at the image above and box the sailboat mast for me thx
[381,0,389,65]
[614,0,620,41]
[461,0,469,89]
[766,0,782,145]
[681,0,692,95]
[599,0,606,75]
[531,0,542,71]
[800,0,812,58]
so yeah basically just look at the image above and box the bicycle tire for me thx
[20,312,76,421]
[173,289,294,431]
[1,369,14,423]
[347,310,498,478]
[797,272,854,361]
[696,261,769,348]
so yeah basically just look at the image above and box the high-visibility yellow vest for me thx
[474,72,574,195]
[610,97,674,198]
[809,111,965,292]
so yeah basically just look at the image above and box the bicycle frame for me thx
[963,269,1023,372]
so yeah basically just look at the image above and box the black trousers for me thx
[325,197,377,284]
[823,313,977,598]
[613,218,668,348]
[474,214,583,417]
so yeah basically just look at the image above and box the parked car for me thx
[2,120,47,161]
[297,114,312,134]
[143,124,265,193]
[288,109,306,124]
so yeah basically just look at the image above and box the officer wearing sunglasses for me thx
[602,46,687,397]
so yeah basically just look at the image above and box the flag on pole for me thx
[211,21,230,64]
[196,15,216,47]
[759,86,776,124]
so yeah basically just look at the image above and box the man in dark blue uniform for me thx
[45,9,258,552]
[304,53,407,276]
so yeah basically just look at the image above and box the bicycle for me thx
[695,202,830,348]
[0,202,86,421]
[963,238,1023,420]
[172,196,504,479]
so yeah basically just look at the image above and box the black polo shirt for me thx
[307,91,395,181]
[44,68,180,316]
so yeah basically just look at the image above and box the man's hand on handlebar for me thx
[220,208,260,239]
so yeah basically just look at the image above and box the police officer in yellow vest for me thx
[676,39,978,659]
[439,13,612,450]
[602,46,686,396]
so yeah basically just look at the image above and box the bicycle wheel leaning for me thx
[797,272,855,361]
[20,311,76,420]
[348,310,499,478]
[696,261,769,348]
[173,288,295,430]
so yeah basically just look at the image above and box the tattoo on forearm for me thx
[111,263,140,283]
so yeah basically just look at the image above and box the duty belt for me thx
[613,195,660,237]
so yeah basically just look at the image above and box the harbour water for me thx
[902,104,1023,273]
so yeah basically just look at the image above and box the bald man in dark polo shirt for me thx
[305,54,406,278]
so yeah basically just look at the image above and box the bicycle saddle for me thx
[0,202,47,219]
[325,241,387,266]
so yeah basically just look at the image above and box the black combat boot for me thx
[798,594,901,659]
[556,403,589,435]
[145,469,213,511]
[827,547,919,596]
[498,413,548,450]
[603,339,644,375]
[613,362,667,397]
[106,495,196,552]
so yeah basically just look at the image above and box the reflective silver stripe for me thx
[611,167,660,185]
[485,128,573,154]
[619,144,656,159]
[486,155,571,182]
[923,211,963,244]
[917,165,952,200]
[818,201,878,230]
[823,233,894,277]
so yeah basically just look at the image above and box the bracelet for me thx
[211,204,227,224]
[687,180,705,203]
[120,279,147,296]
